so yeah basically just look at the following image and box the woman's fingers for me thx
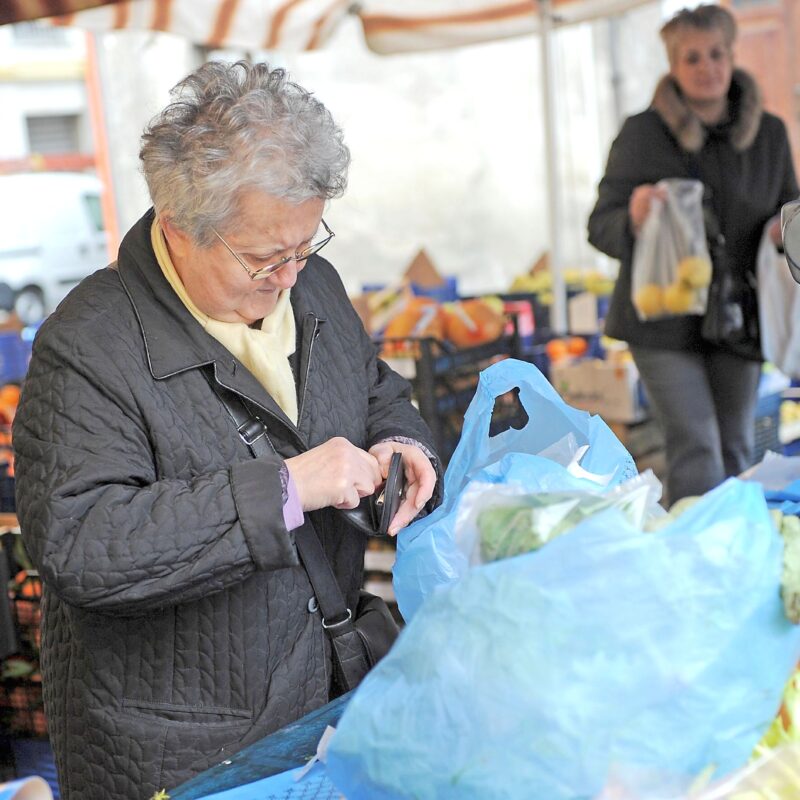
[286,437,382,512]
[366,443,437,536]
[629,184,666,232]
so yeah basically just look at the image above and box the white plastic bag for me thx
[757,224,800,378]
[632,179,712,321]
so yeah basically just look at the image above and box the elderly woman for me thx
[12,61,440,799]
[588,4,797,504]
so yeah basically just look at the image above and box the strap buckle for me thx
[237,418,267,446]
[321,608,352,630]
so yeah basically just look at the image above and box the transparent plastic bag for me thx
[455,469,664,566]
[631,179,712,321]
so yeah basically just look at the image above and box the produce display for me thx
[508,265,615,306]
[544,335,589,365]
[380,295,507,356]
[441,297,505,348]
[773,509,800,624]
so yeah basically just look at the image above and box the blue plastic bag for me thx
[327,479,800,800]
[393,358,638,620]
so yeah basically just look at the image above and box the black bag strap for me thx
[684,152,726,248]
[206,375,369,691]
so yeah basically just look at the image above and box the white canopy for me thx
[20,0,658,330]
[41,0,652,54]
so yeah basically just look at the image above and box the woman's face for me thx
[670,28,733,107]
[169,191,325,325]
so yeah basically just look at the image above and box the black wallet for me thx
[339,451,406,537]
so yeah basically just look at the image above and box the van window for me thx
[83,193,104,232]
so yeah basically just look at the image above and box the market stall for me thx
[1,0,658,333]
[4,4,800,799]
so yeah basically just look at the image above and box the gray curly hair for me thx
[140,60,350,246]
[660,4,737,66]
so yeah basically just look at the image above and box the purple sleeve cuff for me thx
[282,470,305,532]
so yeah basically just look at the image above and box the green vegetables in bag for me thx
[478,493,620,563]
[772,509,800,624]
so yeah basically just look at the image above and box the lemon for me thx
[677,256,712,289]
[633,284,664,317]
[663,282,696,314]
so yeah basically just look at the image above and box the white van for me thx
[0,172,109,324]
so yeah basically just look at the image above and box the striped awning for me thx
[360,0,654,54]
[0,0,654,53]
[0,1,125,26]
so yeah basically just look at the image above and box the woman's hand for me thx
[369,441,437,537]
[628,184,666,234]
[286,437,382,512]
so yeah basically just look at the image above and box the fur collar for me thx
[650,68,762,153]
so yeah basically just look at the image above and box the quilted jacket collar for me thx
[651,68,762,153]
[117,209,220,376]
[116,208,311,440]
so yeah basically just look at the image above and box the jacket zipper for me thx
[298,315,321,426]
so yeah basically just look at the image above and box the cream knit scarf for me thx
[151,219,298,424]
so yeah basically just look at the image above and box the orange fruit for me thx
[0,384,20,407]
[545,338,569,363]
[566,337,588,357]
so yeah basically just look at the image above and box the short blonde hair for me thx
[660,4,737,66]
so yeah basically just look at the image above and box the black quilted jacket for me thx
[12,209,440,799]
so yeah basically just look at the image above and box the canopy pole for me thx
[540,0,567,334]
[85,31,120,261]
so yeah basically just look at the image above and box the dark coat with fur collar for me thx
[588,68,798,358]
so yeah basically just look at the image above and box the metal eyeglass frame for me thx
[781,200,800,284]
[212,218,334,280]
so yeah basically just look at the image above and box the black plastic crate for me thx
[9,571,42,651]
[386,331,522,465]
[0,677,46,738]
[0,474,14,513]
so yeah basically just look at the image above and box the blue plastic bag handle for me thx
[444,359,571,498]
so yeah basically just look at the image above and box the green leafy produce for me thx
[478,493,621,563]
[776,510,800,624]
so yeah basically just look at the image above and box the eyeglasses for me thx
[212,218,334,280]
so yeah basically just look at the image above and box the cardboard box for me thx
[550,358,646,423]
[567,291,600,335]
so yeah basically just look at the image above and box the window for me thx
[83,194,105,232]
[12,22,69,46]
[25,115,80,155]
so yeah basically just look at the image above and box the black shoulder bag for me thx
[700,200,761,359]
[208,378,399,694]
[686,155,761,359]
